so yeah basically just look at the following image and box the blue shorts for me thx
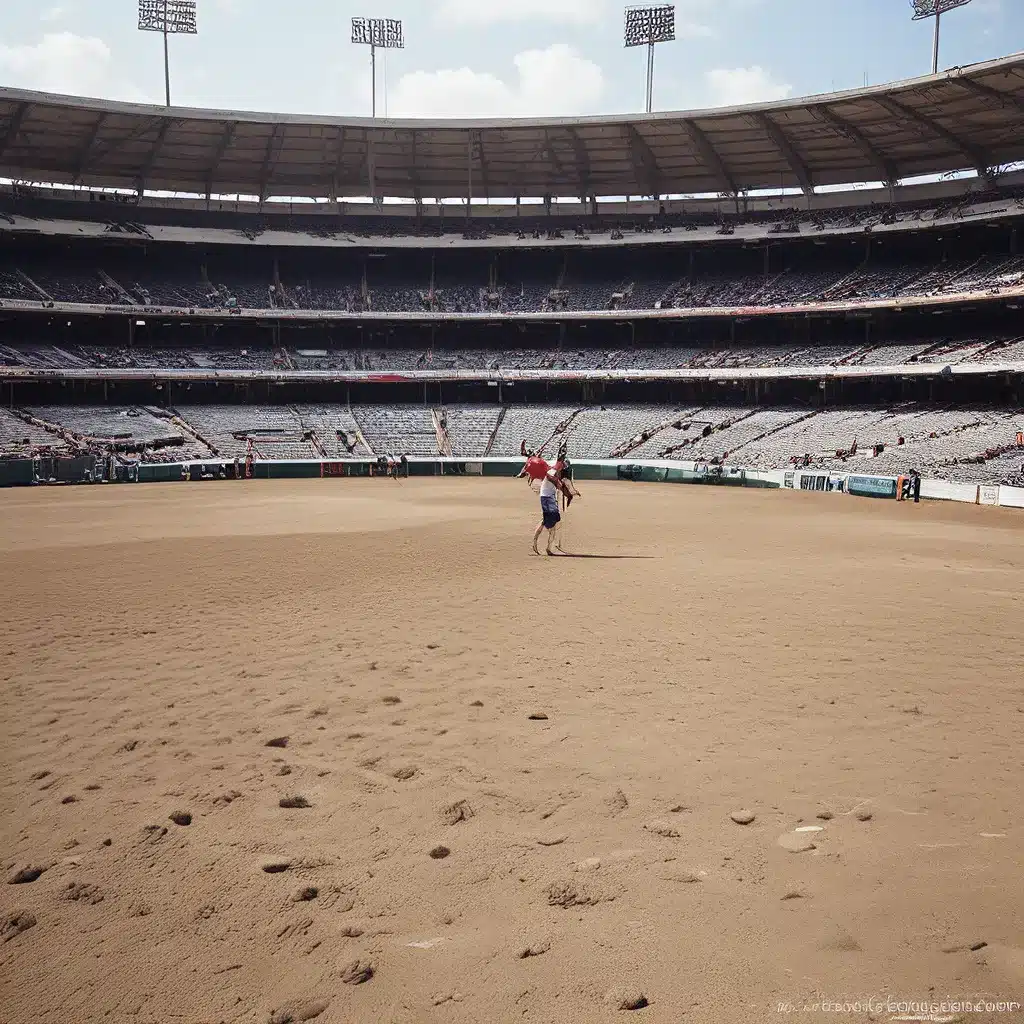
[540,495,561,529]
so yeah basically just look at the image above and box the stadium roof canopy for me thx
[1,54,1023,201]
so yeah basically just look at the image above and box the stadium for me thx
[1,15,1024,1024]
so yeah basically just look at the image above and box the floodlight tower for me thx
[624,5,676,114]
[910,0,974,75]
[351,17,405,118]
[138,0,197,107]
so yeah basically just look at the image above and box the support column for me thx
[466,135,473,227]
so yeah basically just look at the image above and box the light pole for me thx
[624,5,676,114]
[351,17,404,119]
[138,0,197,107]
[910,0,974,75]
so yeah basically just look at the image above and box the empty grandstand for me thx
[1,58,1023,492]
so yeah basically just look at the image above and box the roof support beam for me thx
[206,122,236,199]
[258,123,286,202]
[330,126,346,201]
[135,119,173,194]
[953,75,1024,118]
[406,129,423,202]
[83,116,165,177]
[750,112,814,194]
[679,119,734,195]
[0,102,30,163]
[474,130,490,200]
[541,129,570,190]
[73,113,108,182]
[814,104,897,183]
[621,123,662,197]
[874,95,990,177]
[565,126,591,200]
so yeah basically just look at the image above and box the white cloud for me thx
[0,32,153,102]
[387,44,605,118]
[705,66,793,107]
[434,0,605,25]
[40,6,65,22]
[0,32,111,96]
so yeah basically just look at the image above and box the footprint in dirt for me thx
[2,911,37,943]
[8,865,47,885]
[63,882,104,905]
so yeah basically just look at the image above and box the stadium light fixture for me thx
[351,17,405,118]
[138,0,197,107]
[624,5,675,114]
[910,0,974,75]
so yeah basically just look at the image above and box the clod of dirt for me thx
[662,869,702,884]
[816,810,834,821]
[545,880,600,909]
[381,695,402,705]
[392,767,417,781]
[537,835,567,847]
[268,997,331,1023]
[277,765,292,776]
[817,928,861,953]
[781,890,806,901]
[777,833,816,853]
[942,940,987,953]
[63,882,104,904]
[213,790,242,807]
[528,712,548,720]
[730,810,755,825]
[441,800,473,825]
[604,987,649,1011]
[279,796,311,809]
[340,925,364,938]
[265,737,289,749]
[262,860,292,874]
[470,700,484,707]
[643,820,680,838]
[29,771,50,782]
[339,959,375,985]
[8,865,46,885]
[855,809,873,822]
[293,887,319,902]
[61,795,78,805]
[519,941,551,958]
[607,789,629,815]
[2,911,37,942]
[429,845,450,860]
[169,810,192,826]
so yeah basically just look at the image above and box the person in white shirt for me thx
[532,463,577,555]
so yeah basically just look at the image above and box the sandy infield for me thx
[1,478,1022,1024]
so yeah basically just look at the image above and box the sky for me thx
[0,0,1020,120]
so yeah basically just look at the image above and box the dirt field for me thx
[1,479,1022,1024]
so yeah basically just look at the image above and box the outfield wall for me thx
[5,454,1023,509]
